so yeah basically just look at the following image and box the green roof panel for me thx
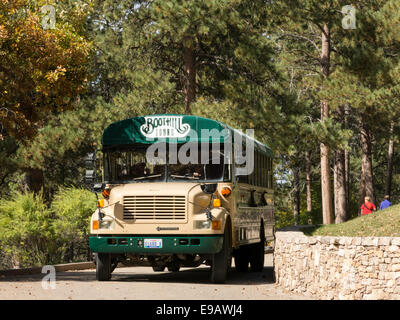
[101,114,273,157]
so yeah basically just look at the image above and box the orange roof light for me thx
[213,198,221,207]
[102,188,110,199]
[97,199,104,208]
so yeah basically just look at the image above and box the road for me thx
[0,254,310,300]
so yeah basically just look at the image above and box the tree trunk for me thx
[333,106,347,223]
[345,148,350,211]
[359,113,374,207]
[293,165,300,226]
[334,149,347,223]
[320,23,333,224]
[385,121,394,197]
[305,150,312,213]
[344,104,351,211]
[24,168,44,194]
[183,36,196,114]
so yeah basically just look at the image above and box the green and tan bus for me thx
[88,114,274,283]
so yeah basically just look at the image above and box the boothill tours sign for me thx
[140,115,191,138]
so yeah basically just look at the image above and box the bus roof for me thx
[102,114,273,157]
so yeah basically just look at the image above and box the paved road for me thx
[0,254,310,300]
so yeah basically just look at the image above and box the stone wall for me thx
[273,231,400,300]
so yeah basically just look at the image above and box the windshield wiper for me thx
[133,174,162,180]
[170,174,200,180]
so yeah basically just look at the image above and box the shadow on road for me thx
[113,266,275,285]
[0,266,275,286]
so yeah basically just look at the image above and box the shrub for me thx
[0,192,54,268]
[51,187,97,262]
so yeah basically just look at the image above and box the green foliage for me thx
[0,192,54,268]
[51,187,97,240]
[0,0,93,140]
[0,136,18,195]
[50,187,97,263]
[0,187,97,269]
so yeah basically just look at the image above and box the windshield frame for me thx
[102,144,232,184]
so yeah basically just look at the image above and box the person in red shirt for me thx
[360,196,376,215]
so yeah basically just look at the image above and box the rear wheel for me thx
[234,247,249,272]
[167,264,180,272]
[249,241,265,272]
[249,221,265,272]
[210,221,232,284]
[96,253,111,281]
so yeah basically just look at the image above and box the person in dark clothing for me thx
[379,195,392,210]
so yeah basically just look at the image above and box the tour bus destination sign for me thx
[140,116,191,138]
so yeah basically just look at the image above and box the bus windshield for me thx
[104,144,230,183]
[104,149,166,183]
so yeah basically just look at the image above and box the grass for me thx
[301,204,400,237]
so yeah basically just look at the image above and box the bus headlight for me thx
[99,219,115,230]
[194,220,211,229]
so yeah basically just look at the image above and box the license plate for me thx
[144,239,163,249]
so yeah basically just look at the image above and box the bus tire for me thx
[96,253,111,281]
[234,247,249,272]
[167,264,180,272]
[152,265,166,272]
[249,241,265,272]
[111,257,119,273]
[249,222,265,272]
[210,221,232,284]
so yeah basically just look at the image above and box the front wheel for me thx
[210,221,232,284]
[152,265,166,272]
[96,253,111,281]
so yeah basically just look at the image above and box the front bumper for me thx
[89,235,223,254]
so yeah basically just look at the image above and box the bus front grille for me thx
[123,195,186,222]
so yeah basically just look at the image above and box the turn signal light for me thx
[213,199,221,207]
[92,220,99,230]
[221,187,231,197]
[97,199,104,208]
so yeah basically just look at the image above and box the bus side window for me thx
[269,157,272,188]
[256,152,261,187]
[266,156,269,188]
[262,155,266,188]
[253,151,259,186]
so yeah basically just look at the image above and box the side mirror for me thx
[84,152,97,186]
[85,152,97,169]
[85,169,96,185]
[201,183,217,194]
[93,182,105,193]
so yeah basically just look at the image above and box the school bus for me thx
[87,114,274,283]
